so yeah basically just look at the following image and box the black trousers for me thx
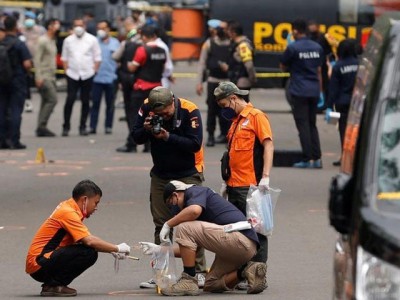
[128,89,151,149]
[121,82,136,147]
[292,95,322,161]
[226,186,268,263]
[30,244,98,287]
[206,81,231,136]
[63,76,93,131]
[335,104,350,149]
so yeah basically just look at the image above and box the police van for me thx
[44,0,129,28]
[329,12,400,299]
[209,0,381,88]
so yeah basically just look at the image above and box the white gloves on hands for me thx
[259,176,270,191]
[139,242,162,255]
[116,242,131,254]
[160,223,171,243]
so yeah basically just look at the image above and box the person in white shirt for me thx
[61,18,101,137]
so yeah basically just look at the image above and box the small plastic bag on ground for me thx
[246,184,281,236]
[151,241,177,289]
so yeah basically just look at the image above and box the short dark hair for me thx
[227,20,243,36]
[72,180,102,200]
[4,16,17,31]
[292,19,307,34]
[44,18,59,30]
[98,19,111,29]
[140,24,157,38]
[337,38,362,59]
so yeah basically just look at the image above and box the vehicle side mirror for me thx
[329,173,354,234]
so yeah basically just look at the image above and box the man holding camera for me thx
[132,86,207,288]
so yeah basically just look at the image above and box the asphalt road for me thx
[0,63,340,299]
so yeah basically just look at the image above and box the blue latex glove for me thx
[318,92,325,108]
[325,108,332,122]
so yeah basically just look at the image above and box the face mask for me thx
[74,26,85,37]
[24,19,35,28]
[221,107,237,120]
[170,204,181,216]
[97,29,107,39]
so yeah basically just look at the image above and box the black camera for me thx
[150,115,163,134]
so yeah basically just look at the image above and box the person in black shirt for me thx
[0,16,32,149]
[140,181,266,296]
[326,39,361,166]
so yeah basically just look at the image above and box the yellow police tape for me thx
[50,70,290,78]
[377,192,400,200]
[0,0,43,8]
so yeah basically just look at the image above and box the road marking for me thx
[0,225,26,231]
[308,209,328,213]
[37,172,69,177]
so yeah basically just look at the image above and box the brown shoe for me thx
[40,285,77,297]
[242,262,267,294]
[161,272,200,296]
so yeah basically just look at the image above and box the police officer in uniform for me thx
[326,39,360,166]
[280,19,324,168]
[196,19,231,147]
[221,21,256,104]
[113,17,142,153]
[126,25,166,153]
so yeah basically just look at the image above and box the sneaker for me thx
[242,262,267,294]
[62,129,69,137]
[79,128,89,136]
[195,272,206,288]
[40,285,77,297]
[215,134,227,144]
[140,278,157,289]
[332,160,341,166]
[206,135,215,147]
[161,272,200,296]
[105,127,112,134]
[36,128,56,137]
[312,159,323,169]
[292,161,312,168]
[24,100,33,113]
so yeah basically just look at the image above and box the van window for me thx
[338,0,375,25]
[377,97,400,206]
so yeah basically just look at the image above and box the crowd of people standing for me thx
[0,7,362,297]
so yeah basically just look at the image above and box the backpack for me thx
[0,37,17,85]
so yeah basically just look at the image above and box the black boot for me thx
[206,135,215,147]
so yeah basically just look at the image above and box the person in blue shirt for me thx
[326,39,361,166]
[280,19,324,169]
[89,20,120,134]
[140,181,266,296]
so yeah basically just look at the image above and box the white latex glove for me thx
[116,242,131,254]
[160,222,171,243]
[220,183,227,200]
[139,242,162,255]
[111,252,127,260]
[258,176,270,191]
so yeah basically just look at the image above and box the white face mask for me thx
[74,26,85,37]
[97,29,107,39]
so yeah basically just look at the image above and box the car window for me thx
[377,97,400,206]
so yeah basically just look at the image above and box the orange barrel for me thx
[171,8,204,60]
